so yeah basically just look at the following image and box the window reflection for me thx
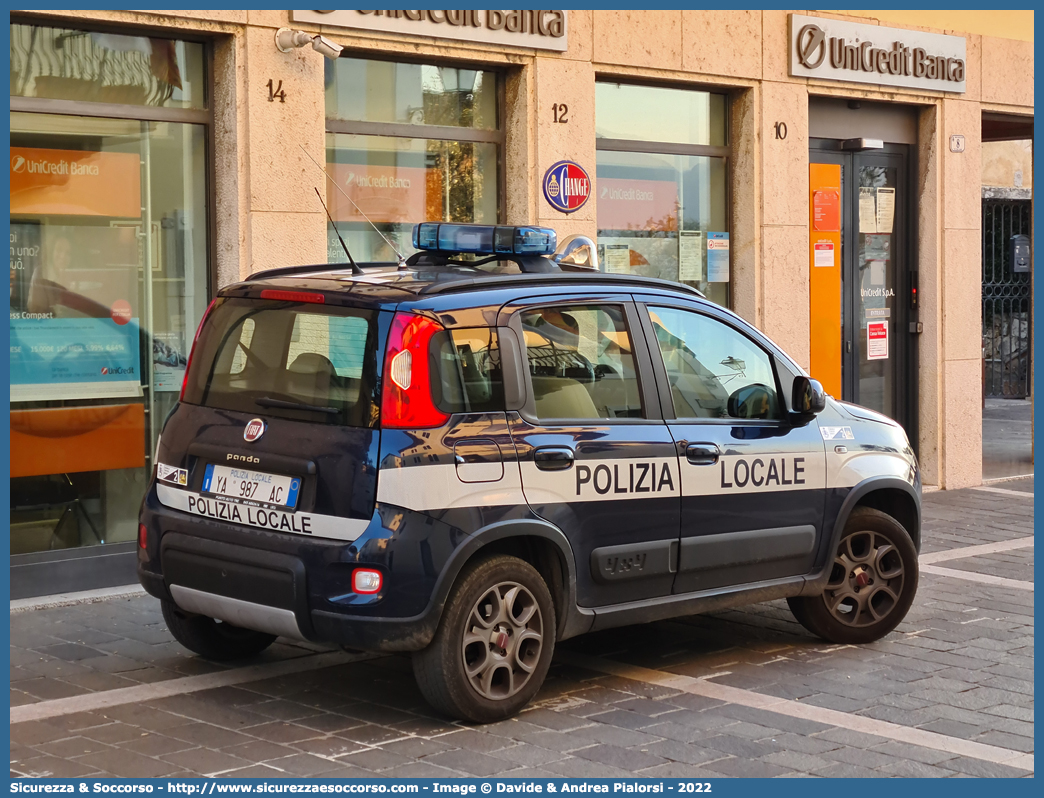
[10,23,206,109]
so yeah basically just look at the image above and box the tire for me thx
[413,555,556,723]
[788,506,918,645]
[161,599,277,661]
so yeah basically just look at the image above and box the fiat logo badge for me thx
[243,418,266,442]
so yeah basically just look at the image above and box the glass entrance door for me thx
[810,142,913,436]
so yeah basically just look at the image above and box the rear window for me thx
[182,297,379,427]
[430,328,504,414]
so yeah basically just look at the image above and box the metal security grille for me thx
[982,199,1032,397]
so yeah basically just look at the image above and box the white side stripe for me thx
[156,484,367,542]
[377,461,526,512]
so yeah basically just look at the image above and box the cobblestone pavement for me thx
[10,479,1034,779]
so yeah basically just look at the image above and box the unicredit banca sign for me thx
[293,10,568,52]
[789,14,966,94]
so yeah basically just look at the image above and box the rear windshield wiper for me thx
[256,396,339,415]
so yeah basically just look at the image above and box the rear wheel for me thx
[161,599,277,660]
[413,555,555,723]
[788,506,918,645]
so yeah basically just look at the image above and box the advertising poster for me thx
[153,330,188,392]
[9,223,142,402]
[867,320,889,360]
[707,232,730,283]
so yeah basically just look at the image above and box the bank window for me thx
[649,307,780,421]
[520,305,643,421]
[325,57,501,262]
[10,22,210,562]
[596,83,729,308]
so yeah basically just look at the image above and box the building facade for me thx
[8,9,1034,596]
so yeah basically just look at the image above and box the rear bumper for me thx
[138,495,443,653]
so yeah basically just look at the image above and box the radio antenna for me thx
[300,144,408,269]
[314,187,363,276]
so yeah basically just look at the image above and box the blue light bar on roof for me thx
[412,223,557,256]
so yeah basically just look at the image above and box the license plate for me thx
[202,464,301,509]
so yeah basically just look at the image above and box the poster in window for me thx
[678,231,704,281]
[603,244,630,274]
[707,232,729,283]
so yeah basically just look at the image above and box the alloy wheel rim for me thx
[462,581,543,701]
[821,529,906,628]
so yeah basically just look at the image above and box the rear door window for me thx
[182,297,379,427]
[519,304,643,420]
[431,328,504,414]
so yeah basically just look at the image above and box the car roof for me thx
[219,262,709,310]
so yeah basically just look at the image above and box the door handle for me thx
[685,443,720,465]
[534,446,574,471]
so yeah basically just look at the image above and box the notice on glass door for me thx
[867,320,889,361]
[859,187,877,233]
[876,187,896,234]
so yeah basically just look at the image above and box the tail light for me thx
[138,523,148,549]
[179,298,218,402]
[380,312,449,429]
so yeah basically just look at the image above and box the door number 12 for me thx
[551,103,569,123]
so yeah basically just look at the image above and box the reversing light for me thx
[352,568,382,594]
[380,312,450,429]
[412,223,557,256]
[180,298,217,402]
[389,350,412,390]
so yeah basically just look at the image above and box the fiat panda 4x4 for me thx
[139,223,920,722]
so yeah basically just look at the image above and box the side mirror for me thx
[727,383,775,420]
[792,376,826,421]
[553,235,600,272]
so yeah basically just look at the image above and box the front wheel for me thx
[788,506,918,645]
[161,599,277,661]
[413,555,555,723]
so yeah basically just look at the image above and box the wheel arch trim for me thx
[802,476,921,596]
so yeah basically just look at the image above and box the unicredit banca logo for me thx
[244,418,266,443]
[101,366,135,376]
[11,155,26,173]
[796,24,827,69]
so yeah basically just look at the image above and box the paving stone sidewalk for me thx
[10,479,1034,778]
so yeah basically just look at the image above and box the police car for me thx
[139,222,920,722]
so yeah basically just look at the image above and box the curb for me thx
[10,584,146,614]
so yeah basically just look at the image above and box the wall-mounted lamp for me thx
[275,27,343,60]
